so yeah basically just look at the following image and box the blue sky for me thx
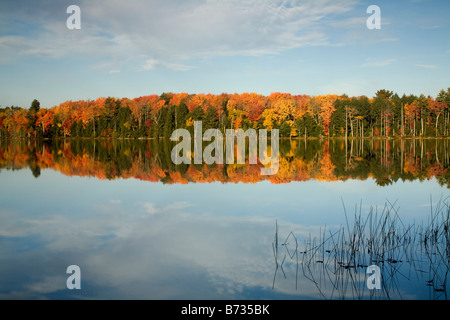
[0,0,448,109]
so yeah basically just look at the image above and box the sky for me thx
[0,0,449,109]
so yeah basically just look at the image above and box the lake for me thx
[0,138,449,300]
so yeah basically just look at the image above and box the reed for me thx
[272,196,450,300]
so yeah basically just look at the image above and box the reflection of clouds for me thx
[26,275,66,294]
[1,199,316,299]
[1,195,435,299]
[142,201,193,215]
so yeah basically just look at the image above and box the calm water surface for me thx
[0,138,449,299]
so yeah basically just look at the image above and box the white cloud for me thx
[0,21,122,61]
[142,58,195,71]
[331,16,366,28]
[414,64,437,69]
[26,276,66,294]
[331,16,391,29]
[0,0,359,71]
[143,201,193,214]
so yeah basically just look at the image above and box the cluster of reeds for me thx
[272,196,450,300]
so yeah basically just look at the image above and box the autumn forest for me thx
[1,89,450,140]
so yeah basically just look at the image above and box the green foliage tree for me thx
[278,121,290,137]
[117,106,133,137]
[27,99,40,138]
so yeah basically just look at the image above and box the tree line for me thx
[1,88,449,139]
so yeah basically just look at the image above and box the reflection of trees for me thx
[375,177,393,187]
[26,141,41,178]
[272,199,450,300]
[0,138,449,186]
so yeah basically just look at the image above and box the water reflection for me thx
[0,138,449,300]
[272,199,450,300]
[1,138,450,187]
[0,188,281,300]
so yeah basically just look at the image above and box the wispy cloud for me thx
[143,201,193,215]
[143,58,195,72]
[331,16,391,29]
[423,25,441,30]
[0,0,359,71]
[414,64,437,69]
[85,0,352,60]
